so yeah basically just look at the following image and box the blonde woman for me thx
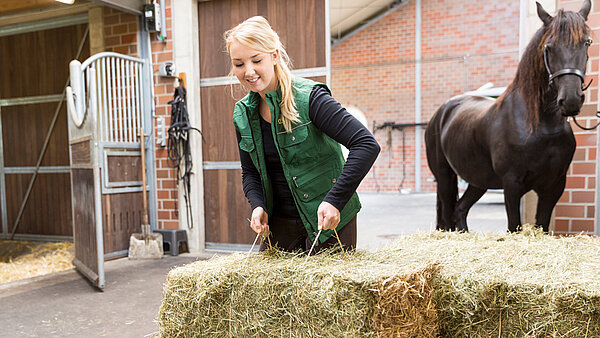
[226,16,380,252]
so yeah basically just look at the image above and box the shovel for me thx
[128,127,163,259]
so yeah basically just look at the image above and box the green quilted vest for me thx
[232,77,361,243]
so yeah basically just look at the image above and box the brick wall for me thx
[103,2,180,230]
[553,0,599,235]
[103,7,138,55]
[331,0,520,193]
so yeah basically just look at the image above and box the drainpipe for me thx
[415,0,422,192]
[519,0,527,58]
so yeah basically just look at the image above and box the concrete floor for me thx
[357,191,506,250]
[0,192,506,337]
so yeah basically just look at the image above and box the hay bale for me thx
[386,228,600,337]
[159,250,439,337]
[159,227,600,337]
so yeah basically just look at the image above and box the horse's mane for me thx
[496,9,590,127]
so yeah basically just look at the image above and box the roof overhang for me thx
[330,0,404,40]
[89,0,144,15]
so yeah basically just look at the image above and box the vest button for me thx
[332,178,336,183]
[303,193,308,199]
[291,136,296,141]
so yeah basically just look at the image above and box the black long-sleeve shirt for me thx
[235,86,380,217]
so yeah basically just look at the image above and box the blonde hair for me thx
[224,16,299,132]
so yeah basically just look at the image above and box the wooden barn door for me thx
[0,22,89,241]
[198,0,329,250]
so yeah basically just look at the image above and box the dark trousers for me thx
[259,216,357,253]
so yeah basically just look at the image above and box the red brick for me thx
[163,221,179,230]
[573,148,586,161]
[157,190,170,199]
[571,162,595,175]
[571,219,595,233]
[163,200,176,209]
[554,205,586,218]
[558,191,570,203]
[112,24,128,35]
[572,191,595,203]
[156,169,170,179]
[157,210,170,220]
[128,45,137,55]
[554,219,570,233]
[589,147,597,161]
[565,176,586,189]
[113,46,129,55]
[104,14,119,25]
[589,177,596,189]
[575,133,596,147]
[587,205,595,218]
[105,36,120,46]
[162,180,177,189]
[120,13,137,23]
[121,33,137,45]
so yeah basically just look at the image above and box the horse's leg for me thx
[455,184,487,232]
[535,176,566,232]
[435,167,458,231]
[436,194,444,230]
[502,174,526,232]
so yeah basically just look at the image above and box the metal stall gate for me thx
[67,52,154,289]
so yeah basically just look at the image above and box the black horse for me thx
[425,0,592,232]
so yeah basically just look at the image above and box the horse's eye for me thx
[585,39,593,46]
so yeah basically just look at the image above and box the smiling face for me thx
[229,39,279,97]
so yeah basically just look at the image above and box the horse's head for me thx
[538,0,591,116]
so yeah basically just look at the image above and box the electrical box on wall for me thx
[143,3,162,32]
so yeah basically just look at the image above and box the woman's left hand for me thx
[317,201,340,231]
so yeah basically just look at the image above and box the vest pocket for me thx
[277,123,309,148]
[238,136,255,152]
[293,165,337,202]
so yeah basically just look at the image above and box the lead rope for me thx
[167,85,204,229]
[572,111,600,130]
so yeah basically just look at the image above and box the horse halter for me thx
[543,41,600,130]
[543,43,592,91]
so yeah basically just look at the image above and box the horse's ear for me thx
[579,0,591,20]
[536,2,552,26]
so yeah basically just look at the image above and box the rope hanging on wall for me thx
[167,84,203,229]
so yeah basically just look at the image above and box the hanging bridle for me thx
[543,39,600,130]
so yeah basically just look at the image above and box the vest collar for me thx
[242,87,282,117]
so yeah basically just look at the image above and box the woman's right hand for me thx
[250,207,269,236]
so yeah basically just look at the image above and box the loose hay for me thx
[0,240,74,284]
[159,226,600,337]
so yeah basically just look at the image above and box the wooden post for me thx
[88,6,105,55]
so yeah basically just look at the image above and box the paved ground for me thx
[0,255,201,337]
[0,192,506,337]
[357,191,507,250]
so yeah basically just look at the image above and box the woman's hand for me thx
[317,201,340,231]
[250,207,269,236]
